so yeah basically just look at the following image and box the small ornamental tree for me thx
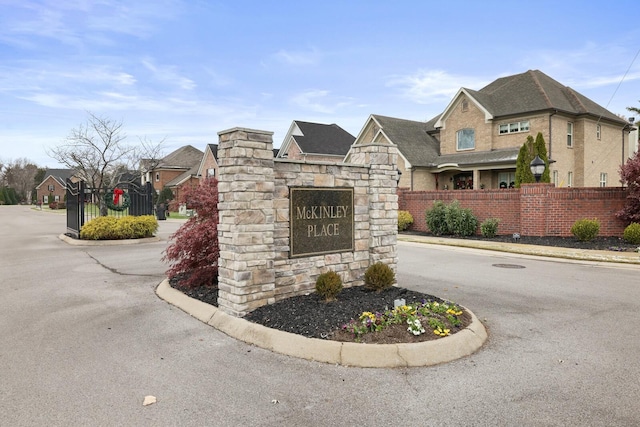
[616,151,640,223]
[162,177,219,288]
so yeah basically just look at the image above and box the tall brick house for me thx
[276,120,355,162]
[142,145,203,194]
[348,70,636,190]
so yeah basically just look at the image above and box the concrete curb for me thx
[155,278,487,368]
[398,235,640,265]
[59,234,161,246]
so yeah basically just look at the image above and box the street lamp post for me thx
[529,155,546,183]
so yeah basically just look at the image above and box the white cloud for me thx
[273,48,321,66]
[388,70,489,104]
[141,58,196,91]
[289,90,354,114]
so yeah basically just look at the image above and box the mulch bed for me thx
[169,234,636,343]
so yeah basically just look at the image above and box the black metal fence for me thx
[66,179,154,238]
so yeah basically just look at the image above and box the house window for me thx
[567,171,573,187]
[48,184,55,191]
[552,170,559,186]
[456,129,475,150]
[207,168,215,177]
[155,172,160,182]
[600,173,607,187]
[567,122,573,147]
[43,195,47,203]
[461,99,469,112]
[499,121,530,134]
[54,195,60,202]
[596,124,601,140]
[498,172,515,189]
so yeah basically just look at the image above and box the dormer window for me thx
[456,129,475,150]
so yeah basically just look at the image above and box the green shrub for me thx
[623,222,640,244]
[480,218,500,238]
[364,262,395,292]
[570,218,600,242]
[445,201,478,237]
[425,200,449,235]
[315,271,343,302]
[398,210,414,231]
[80,216,119,240]
[425,200,478,236]
[80,215,158,240]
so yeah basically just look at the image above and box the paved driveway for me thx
[1,205,639,426]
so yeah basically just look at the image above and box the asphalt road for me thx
[1,205,639,426]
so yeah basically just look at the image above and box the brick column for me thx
[520,183,553,236]
[216,128,275,317]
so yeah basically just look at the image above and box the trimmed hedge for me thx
[80,215,158,240]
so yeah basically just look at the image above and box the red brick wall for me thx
[399,184,628,237]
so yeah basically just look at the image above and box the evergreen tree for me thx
[534,132,551,183]
[515,133,551,187]
[515,136,535,187]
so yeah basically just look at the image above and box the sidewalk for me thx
[398,234,640,265]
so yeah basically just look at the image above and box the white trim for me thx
[277,121,303,158]
[434,88,494,129]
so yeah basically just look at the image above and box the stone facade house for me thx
[349,70,636,190]
[277,120,355,162]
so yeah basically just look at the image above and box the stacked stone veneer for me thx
[217,128,398,317]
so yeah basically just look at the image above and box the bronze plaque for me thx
[290,187,354,258]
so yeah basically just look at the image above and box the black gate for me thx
[66,179,154,238]
[66,179,85,239]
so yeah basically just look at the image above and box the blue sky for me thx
[1,0,639,168]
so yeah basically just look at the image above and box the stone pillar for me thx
[347,142,399,271]
[216,128,275,317]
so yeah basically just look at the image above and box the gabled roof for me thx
[36,168,74,189]
[436,70,626,127]
[166,164,200,187]
[196,143,219,177]
[158,145,204,169]
[369,115,440,167]
[279,121,355,157]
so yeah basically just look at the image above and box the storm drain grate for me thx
[492,263,526,269]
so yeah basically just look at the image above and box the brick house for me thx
[276,120,355,162]
[348,70,636,190]
[142,145,203,194]
[196,143,219,180]
[35,169,76,205]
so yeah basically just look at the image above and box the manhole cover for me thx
[492,263,526,269]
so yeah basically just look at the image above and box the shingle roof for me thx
[207,143,218,160]
[372,115,440,167]
[40,168,74,187]
[158,145,204,169]
[166,164,200,187]
[293,121,355,156]
[469,70,624,123]
[435,147,520,167]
